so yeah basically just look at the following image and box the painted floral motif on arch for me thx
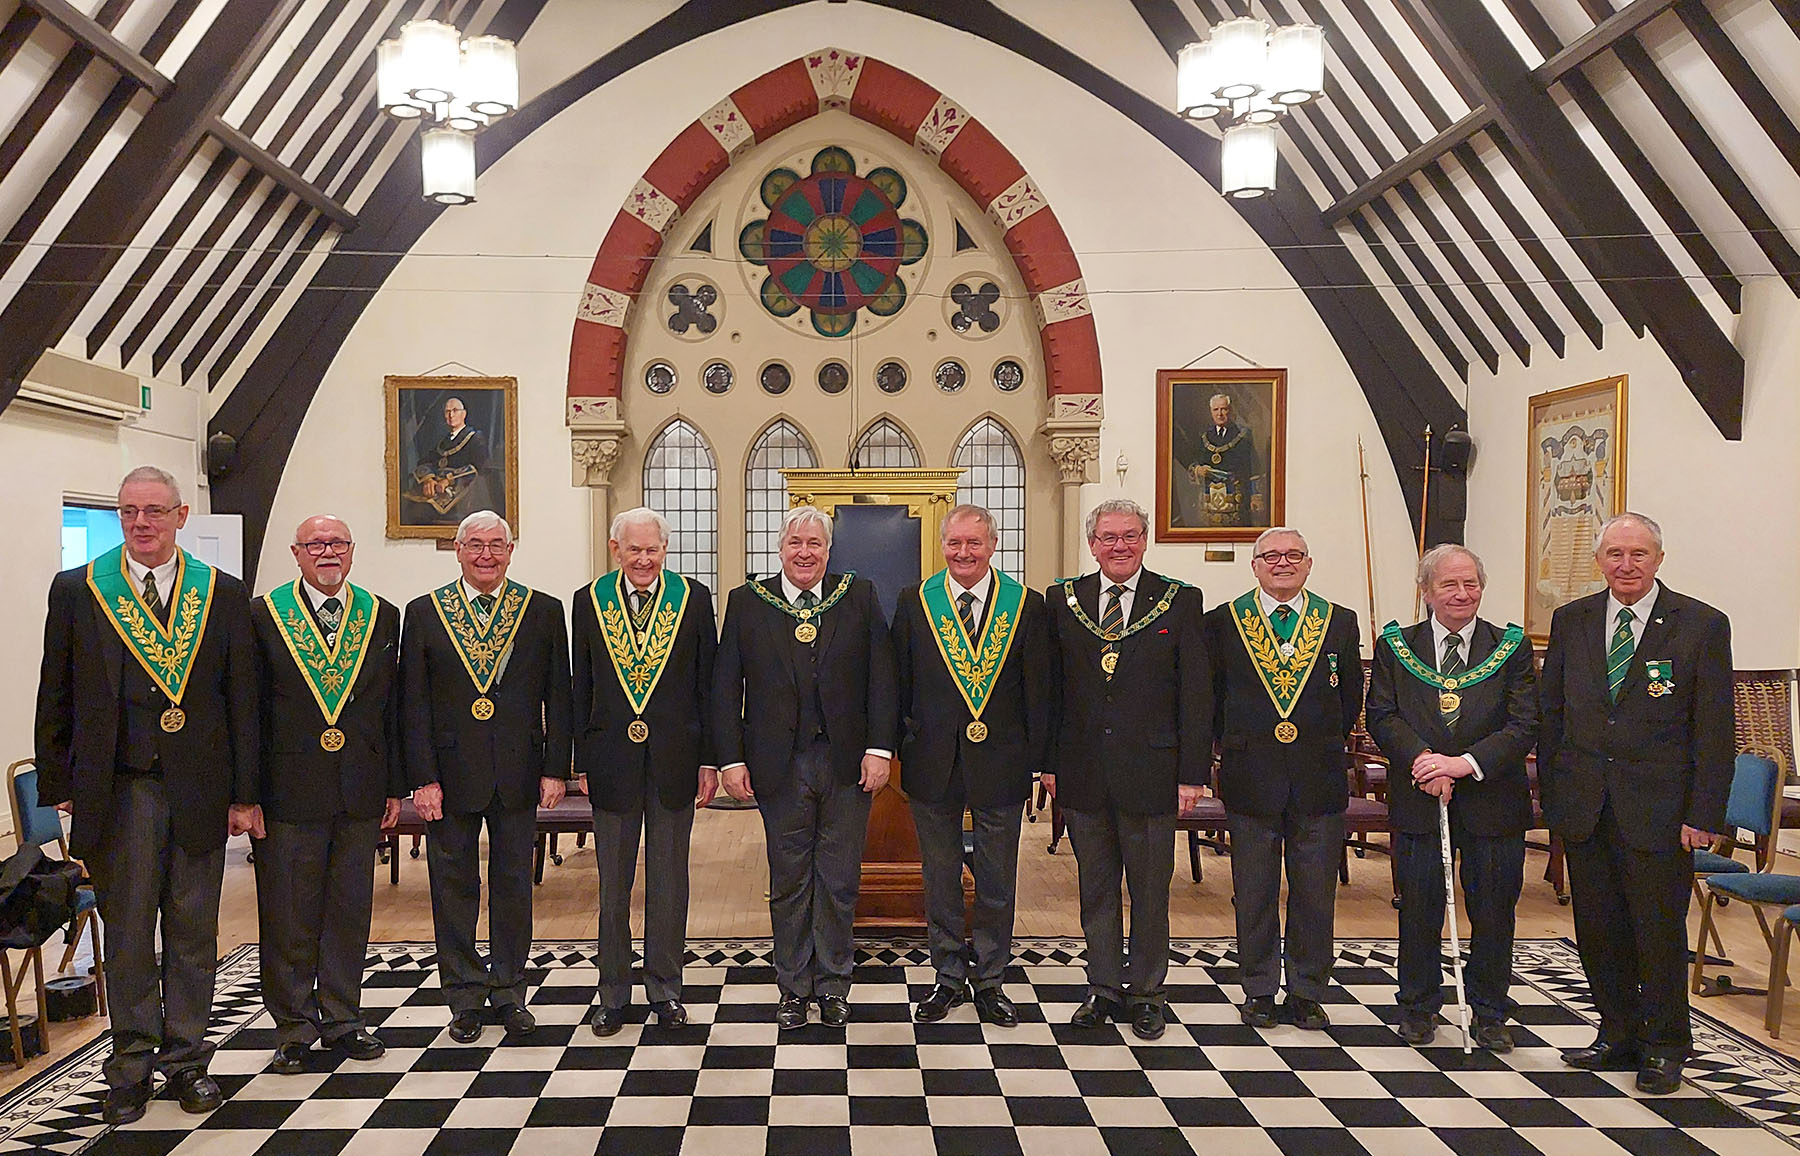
[738,146,927,337]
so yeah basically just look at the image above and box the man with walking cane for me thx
[1366,544,1536,1051]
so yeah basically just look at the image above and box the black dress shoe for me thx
[915,982,970,1022]
[1563,1040,1641,1071]
[268,1041,309,1075]
[102,1079,153,1126]
[647,999,686,1026]
[590,1006,625,1036]
[169,1069,222,1115]
[1240,995,1279,1028]
[330,1030,385,1061]
[1130,1002,1167,1040]
[448,1009,484,1043]
[817,995,851,1028]
[1637,1055,1684,1095]
[974,988,1018,1028]
[1071,994,1122,1028]
[1474,1017,1513,1053]
[1397,1009,1437,1045]
[776,995,810,1030]
[500,1005,537,1037]
[1284,996,1330,1031]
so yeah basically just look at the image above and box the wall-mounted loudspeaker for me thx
[207,432,239,480]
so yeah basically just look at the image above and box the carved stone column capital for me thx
[1041,393,1102,486]
[569,396,628,487]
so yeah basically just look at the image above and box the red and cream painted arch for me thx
[567,48,1102,498]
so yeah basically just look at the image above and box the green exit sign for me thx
[140,384,151,410]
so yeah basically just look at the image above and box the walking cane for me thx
[1439,794,1473,1054]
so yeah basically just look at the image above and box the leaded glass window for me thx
[745,420,818,580]
[641,420,718,590]
[953,418,1026,578]
[851,418,920,468]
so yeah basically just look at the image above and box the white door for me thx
[178,513,244,578]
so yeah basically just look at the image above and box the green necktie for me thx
[474,592,496,621]
[1099,584,1125,681]
[1607,607,1636,703]
[1270,603,1298,643]
[796,590,817,611]
[1440,632,1465,724]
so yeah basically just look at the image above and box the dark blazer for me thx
[572,575,717,813]
[893,575,1052,808]
[1205,591,1363,819]
[1366,617,1537,836]
[33,563,259,859]
[1044,570,1212,816]
[400,586,573,815]
[711,573,898,794]
[1537,584,1733,852]
[252,588,403,823]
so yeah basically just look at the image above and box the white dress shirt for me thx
[1099,569,1142,625]
[303,579,344,614]
[1605,581,1660,651]
[1257,589,1305,621]
[125,553,179,611]
[1429,613,1484,781]
[947,569,994,632]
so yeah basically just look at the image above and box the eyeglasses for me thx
[459,541,510,556]
[1092,531,1145,547]
[1255,550,1309,565]
[297,539,353,556]
[117,505,178,522]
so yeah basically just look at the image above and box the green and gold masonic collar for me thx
[87,544,216,706]
[430,578,532,694]
[1230,588,1333,720]
[264,580,376,725]
[1380,620,1523,694]
[590,569,690,716]
[921,568,1026,727]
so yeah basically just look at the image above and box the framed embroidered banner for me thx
[1525,374,1627,643]
[1155,367,1287,543]
[386,375,520,541]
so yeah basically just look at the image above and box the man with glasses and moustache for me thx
[400,510,571,1043]
[34,466,260,1123]
[1206,528,1362,1031]
[251,516,404,1074]
[1044,498,1211,1040]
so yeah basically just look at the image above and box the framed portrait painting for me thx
[385,375,520,541]
[1155,367,1287,543]
[1525,374,1627,642]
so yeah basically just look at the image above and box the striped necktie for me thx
[1100,584,1125,681]
[957,591,978,640]
[1440,632,1464,724]
[1607,607,1635,703]
[141,571,165,624]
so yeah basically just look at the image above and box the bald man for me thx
[251,516,403,1075]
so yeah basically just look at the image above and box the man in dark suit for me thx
[894,504,1051,1027]
[573,506,717,1036]
[33,466,260,1124]
[1540,512,1731,1094]
[1207,527,1362,1031]
[1367,544,1536,1051]
[713,505,898,1029]
[1043,498,1211,1040]
[401,510,572,1043]
[252,515,403,1074]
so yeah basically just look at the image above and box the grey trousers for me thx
[594,798,694,1008]
[87,774,226,1089]
[426,798,536,1014]
[1063,805,1176,1005]
[254,813,381,1046]
[757,744,871,999]
[911,798,1023,991]
[1227,808,1345,1001]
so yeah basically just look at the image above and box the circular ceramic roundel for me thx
[742,148,927,338]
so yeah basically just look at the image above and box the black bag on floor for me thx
[0,845,84,950]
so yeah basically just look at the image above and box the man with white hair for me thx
[400,510,571,1043]
[1540,512,1732,1094]
[1206,526,1363,1032]
[573,507,717,1036]
[34,466,260,1123]
[713,505,898,1030]
[1366,543,1537,1050]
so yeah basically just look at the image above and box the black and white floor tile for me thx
[1,938,1796,1155]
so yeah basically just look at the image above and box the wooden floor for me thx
[4,799,1795,1096]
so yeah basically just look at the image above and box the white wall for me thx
[1465,276,1800,668]
[261,2,1420,641]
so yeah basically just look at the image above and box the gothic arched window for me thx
[850,417,920,468]
[953,417,1026,577]
[745,419,818,579]
[641,419,719,590]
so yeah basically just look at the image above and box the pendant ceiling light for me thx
[1175,17,1325,198]
[375,21,520,204]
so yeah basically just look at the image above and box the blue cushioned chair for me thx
[5,761,105,1014]
[1692,753,1800,999]
[1767,906,1800,1038]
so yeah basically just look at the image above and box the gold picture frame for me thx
[385,375,520,541]
[1525,374,1627,642]
[1155,367,1287,543]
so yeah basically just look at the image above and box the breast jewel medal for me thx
[1229,589,1333,745]
[922,570,1027,746]
[750,573,855,646]
[1376,620,1525,723]
[593,569,692,745]
[430,579,532,726]
[87,545,218,738]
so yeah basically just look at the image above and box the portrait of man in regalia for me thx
[1155,368,1287,543]
[386,375,520,540]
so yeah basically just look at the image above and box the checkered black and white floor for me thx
[1,938,1797,1155]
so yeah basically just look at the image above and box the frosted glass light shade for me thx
[461,35,518,117]
[1242,92,1283,125]
[376,38,427,118]
[1176,41,1225,119]
[399,20,461,104]
[421,127,476,205]
[1268,23,1325,104]
[1221,122,1277,199]
[1211,16,1269,100]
